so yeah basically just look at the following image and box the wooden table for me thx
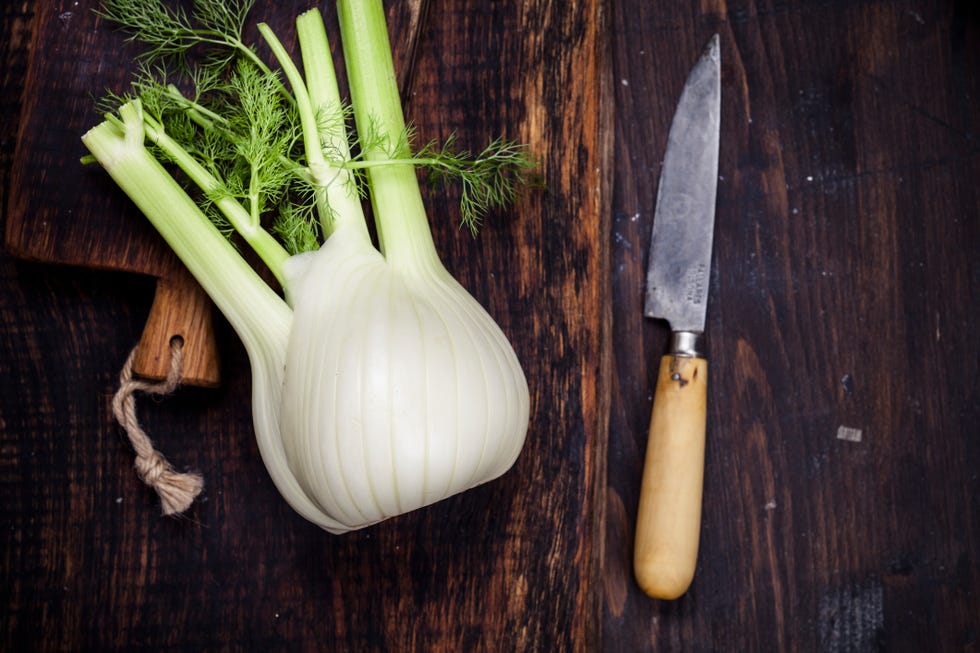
[1,1,976,650]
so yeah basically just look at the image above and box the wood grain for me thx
[2,0,977,651]
[4,0,224,385]
[605,1,978,651]
[132,263,221,386]
[1,0,609,651]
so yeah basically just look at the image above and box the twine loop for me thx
[111,339,203,516]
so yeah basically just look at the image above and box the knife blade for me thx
[634,34,720,600]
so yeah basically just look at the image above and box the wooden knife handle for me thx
[132,265,221,388]
[634,354,707,599]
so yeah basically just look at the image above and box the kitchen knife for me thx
[634,34,720,600]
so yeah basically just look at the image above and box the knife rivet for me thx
[670,371,690,387]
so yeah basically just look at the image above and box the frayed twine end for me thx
[111,339,204,516]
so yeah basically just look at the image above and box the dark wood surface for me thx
[1,1,976,651]
[606,1,979,650]
[1,1,607,651]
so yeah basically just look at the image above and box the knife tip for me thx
[697,34,720,70]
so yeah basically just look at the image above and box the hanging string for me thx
[111,338,203,516]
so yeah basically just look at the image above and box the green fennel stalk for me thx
[90,0,534,261]
[85,102,290,341]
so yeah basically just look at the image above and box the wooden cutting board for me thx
[5,0,429,387]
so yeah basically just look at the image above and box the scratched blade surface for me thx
[644,35,721,332]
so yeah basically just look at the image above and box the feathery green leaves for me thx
[95,0,536,259]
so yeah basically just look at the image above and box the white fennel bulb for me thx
[279,223,528,531]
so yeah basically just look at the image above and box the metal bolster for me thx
[669,331,705,358]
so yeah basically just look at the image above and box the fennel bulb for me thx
[281,223,528,530]
[81,0,532,532]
